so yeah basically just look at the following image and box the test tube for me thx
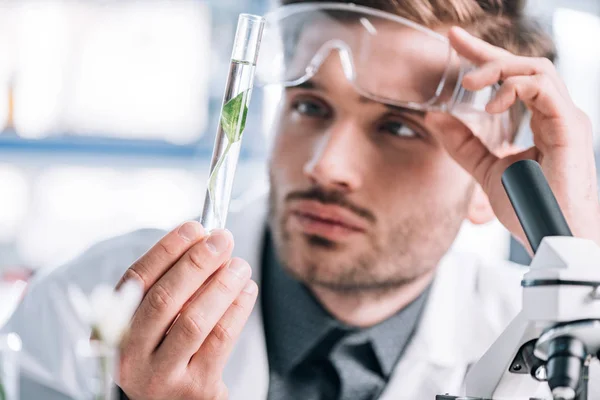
[200,14,265,231]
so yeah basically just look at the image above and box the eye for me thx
[292,98,331,118]
[380,120,419,139]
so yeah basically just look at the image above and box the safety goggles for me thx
[255,2,509,134]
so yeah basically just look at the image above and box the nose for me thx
[303,119,366,193]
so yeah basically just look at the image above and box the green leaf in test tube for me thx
[221,89,249,142]
[207,89,250,226]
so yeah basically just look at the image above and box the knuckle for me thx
[157,239,180,257]
[147,283,175,313]
[187,245,211,272]
[120,267,147,290]
[212,321,234,343]
[230,298,247,314]
[214,277,234,296]
[178,312,207,339]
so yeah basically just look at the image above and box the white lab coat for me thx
[4,196,598,399]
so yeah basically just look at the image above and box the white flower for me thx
[68,281,143,347]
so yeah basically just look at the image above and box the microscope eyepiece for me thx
[546,336,587,400]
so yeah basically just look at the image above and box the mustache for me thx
[286,186,376,224]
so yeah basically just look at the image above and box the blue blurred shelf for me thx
[0,133,263,164]
[0,134,208,158]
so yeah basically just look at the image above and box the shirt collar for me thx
[365,284,431,376]
[262,234,341,374]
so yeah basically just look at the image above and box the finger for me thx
[192,279,258,374]
[126,229,234,354]
[464,57,543,90]
[448,26,511,65]
[464,57,570,99]
[116,221,205,292]
[486,75,567,118]
[425,112,498,189]
[154,257,252,369]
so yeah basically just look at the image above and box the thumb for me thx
[425,111,499,191]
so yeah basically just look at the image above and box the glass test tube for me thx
[200,14,265,231]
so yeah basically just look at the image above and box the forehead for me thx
[291,16,460,104]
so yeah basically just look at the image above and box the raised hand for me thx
[427,26,600,247]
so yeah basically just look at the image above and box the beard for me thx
[268,175,472,294]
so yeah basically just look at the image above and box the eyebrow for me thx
[293,80,426,118]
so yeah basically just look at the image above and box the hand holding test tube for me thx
[115,16,264,398]
[200,14,265,231]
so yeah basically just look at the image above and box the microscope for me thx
[437,160,600,400]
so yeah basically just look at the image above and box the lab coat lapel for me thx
[222,196,270,400]
[379,253,500,400]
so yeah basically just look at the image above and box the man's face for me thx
[267,24,490,293]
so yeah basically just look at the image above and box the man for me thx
[4,0,600,399]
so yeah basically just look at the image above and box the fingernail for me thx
[243,280,257,294]
[178,221,202,242]
[228,258,250,279]
[206,230,230,253]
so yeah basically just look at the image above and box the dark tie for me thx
[329,333,386,400]
[279,329,386,400]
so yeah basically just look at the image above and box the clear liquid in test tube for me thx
[200,14,265,231]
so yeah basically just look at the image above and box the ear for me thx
[467,183,495,225]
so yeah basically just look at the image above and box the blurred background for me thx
[0,0,598,282]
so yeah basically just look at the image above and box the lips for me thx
[288,200,369,240]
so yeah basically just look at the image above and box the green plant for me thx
[207,89,249,224]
